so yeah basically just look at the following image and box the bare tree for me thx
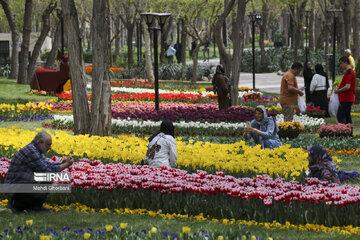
[17,0,33,84]
[45,20,62,69]
[142,21,154,82]
[0,0,19,79]
[61,0,90,135]
[215,0,247,106]
[353,0,360,60]
[90,0,112,136]
[27,0,57,84]
[287,0,307,62]
[259,0,269,67]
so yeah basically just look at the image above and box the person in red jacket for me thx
[334,56,356,124]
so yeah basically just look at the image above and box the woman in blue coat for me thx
[244,105,282,149]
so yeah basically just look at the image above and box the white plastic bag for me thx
[298,96,306,113]
[328,91,339,117]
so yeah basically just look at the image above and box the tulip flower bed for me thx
[111,106,258,123]
[0,158,357,226]
[0,102,53,119]
[111,79,155,88]
[0,127,336,179]
[56,91,217,103]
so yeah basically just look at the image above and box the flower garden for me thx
[1,78,360,240]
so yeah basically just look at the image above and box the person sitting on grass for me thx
[144,119,177,168]
[5,131,74,213]
[306,145,340,184]
[244,105,282,149]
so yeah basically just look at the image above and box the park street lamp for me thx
[327,9,343,85]
[140,12,171,111]
[303,10,311,62]
[248,13,262,91]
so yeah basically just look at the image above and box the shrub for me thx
[318,123,353,138]
[277,121,303,139]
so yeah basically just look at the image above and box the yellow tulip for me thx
[251,236,257,240]
[105,225,113,231]
[83,233,91,239]
[182,226,191,234]
[150,227,157,234]
[241,235,247,240]
[119,223,128,229]
[26,219,33,227]
[218,236,224,240]
[40,236,50,240]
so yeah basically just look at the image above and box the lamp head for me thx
[157,13,171,26]
[140,13,156,26]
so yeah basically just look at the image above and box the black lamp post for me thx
[248,13,262,91]
[56,8,64,55]
[303,10,311,62]
[140,12,171,111]
[327,9,343,84]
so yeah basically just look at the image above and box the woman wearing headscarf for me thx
[212,64,231,110]
[244,105,282,149]
[303,61,314,104]
[309,64,330,117]
[307,145,340,184]
[144,119,177,168]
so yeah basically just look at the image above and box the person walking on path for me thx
[212,64,231,110]
[344,49,355,70]
[310,64,330,117]
[279,62,304,121]
[303,61,314,104]
[334,56,356,124]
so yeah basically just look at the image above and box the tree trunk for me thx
[18,0,33,84]
[159,17,174,63]
[61,0,90,135]
[114,15,120,56]
[230,0,246,106]
[214,0,236,76]
[191,45,200,84]
[353,0,360,60]
[27,1,56,84]
[308,0,315,50]
[0,0,19,79]
[142,21,154,82]
[90,0,112,137]
[45,21,62,69]
[342,0,351,49]
[259,1,268,68]
[126,23,134,66]
[180,19,187,66]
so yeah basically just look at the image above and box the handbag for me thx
[143,135,163,165]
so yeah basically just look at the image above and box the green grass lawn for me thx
[0,208,359,240]
[0,78,57,104]
[1,77,360,239]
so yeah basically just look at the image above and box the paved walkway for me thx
[194,58,304,94]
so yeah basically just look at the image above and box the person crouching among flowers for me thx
[144,119,177,168]
[307,145,340,184]
[244,105,282,149]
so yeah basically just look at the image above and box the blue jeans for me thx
[337,102,352,124]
